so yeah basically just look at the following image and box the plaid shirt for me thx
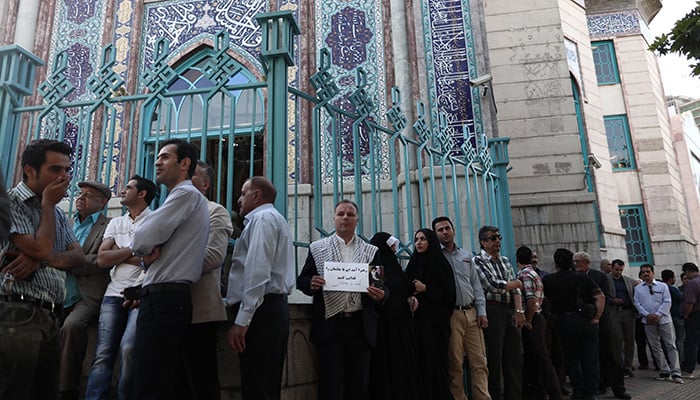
[517,265,542,314]
[473,249,521,305]
[0,182,77,303]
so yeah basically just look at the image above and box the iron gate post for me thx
[489,137,516,265]
[0,45,44,182]
[256,11,300,217]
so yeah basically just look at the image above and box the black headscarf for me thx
[370,232,412,314]
[407,229,444,278]
[406,228,456,320]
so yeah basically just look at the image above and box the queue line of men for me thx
[3,138,700,400]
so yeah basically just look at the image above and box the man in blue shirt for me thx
[662,269,685,365]
[226,176,294,400]
[59,181,111,400]
[634,264,683,384]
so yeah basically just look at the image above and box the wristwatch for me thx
[515,309,525,314]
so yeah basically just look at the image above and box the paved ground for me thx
[583,367,700,400]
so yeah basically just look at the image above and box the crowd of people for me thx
[299,203,700,400]
[0,139,295,400]
[2,138,700,400]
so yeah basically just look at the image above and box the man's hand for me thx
[478,316,489,329]
[505,279,522,291]
[228,324,249,353]
[611,298,624,305]
[42,176,69,207]
[122,299,140,309]
[141,246,161,267]
[513,311,525,328]
[309,275,326,292]
[647,314,660,325]
[1,251,41,280]
[367,286,385,302]
[407,296,419,313]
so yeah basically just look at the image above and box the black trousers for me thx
[132,286,192,399]
[484,302,523,400]
[599,316,626,394]
[317,312,372,400]
[522,313,562,400]
[182,321,221,400]
[238,294,290,400]
[557,313,599,398]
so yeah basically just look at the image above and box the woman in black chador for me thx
[406,228,456,400]
[368,232,425,400]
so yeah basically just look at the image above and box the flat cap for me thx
[78,181,111,199]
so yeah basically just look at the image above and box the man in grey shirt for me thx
[433,216,491,400]
[130,139,210,398]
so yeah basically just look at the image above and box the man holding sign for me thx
[297,199,385,400]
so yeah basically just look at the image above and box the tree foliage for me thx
[649,2,700,77]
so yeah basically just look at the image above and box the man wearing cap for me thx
[59,180,112,400]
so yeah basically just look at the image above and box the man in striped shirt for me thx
[473,225,525,400]
[0,139,85,399]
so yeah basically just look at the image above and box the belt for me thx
[141,282,190,296]
[455,303,474,311]
[1,293,59,313]
[264,293,287,301]
[486,300,509,306]
[337,311,361,318]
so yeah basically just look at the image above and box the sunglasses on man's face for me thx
[483,234,502,242]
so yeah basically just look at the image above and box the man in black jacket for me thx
[574,251,631,399]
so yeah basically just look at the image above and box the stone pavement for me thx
[592,367,699,400]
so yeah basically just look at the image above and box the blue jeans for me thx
[0,301,62,400]
[85,296,138,400]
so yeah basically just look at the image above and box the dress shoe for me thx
[613,391,631,399]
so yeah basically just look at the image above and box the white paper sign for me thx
[323,262,369,292]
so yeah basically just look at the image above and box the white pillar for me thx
[389,0,415,121]
[13,0,41,50]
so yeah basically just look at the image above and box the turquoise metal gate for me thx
[0,11,514,266]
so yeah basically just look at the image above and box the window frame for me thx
[619,205,654,266]
[604,114,636,171]
[591,40,621,85]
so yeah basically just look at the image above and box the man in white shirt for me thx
[85,175,156,400]
[634,263,683,384]
[226,176,294,400]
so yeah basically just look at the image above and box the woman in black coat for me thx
[368,232,424,400]
[406,228,456,400]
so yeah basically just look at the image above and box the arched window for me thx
[142,48,265,210]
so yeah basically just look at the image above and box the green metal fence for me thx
[0,11,514,267]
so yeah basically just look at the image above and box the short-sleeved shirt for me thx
[0,182,78,303]
[682,275,700,315]
[543,269,601,315]
[517,265,543,314]
[102,209,151,297]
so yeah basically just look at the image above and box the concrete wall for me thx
[481,0,604,264]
